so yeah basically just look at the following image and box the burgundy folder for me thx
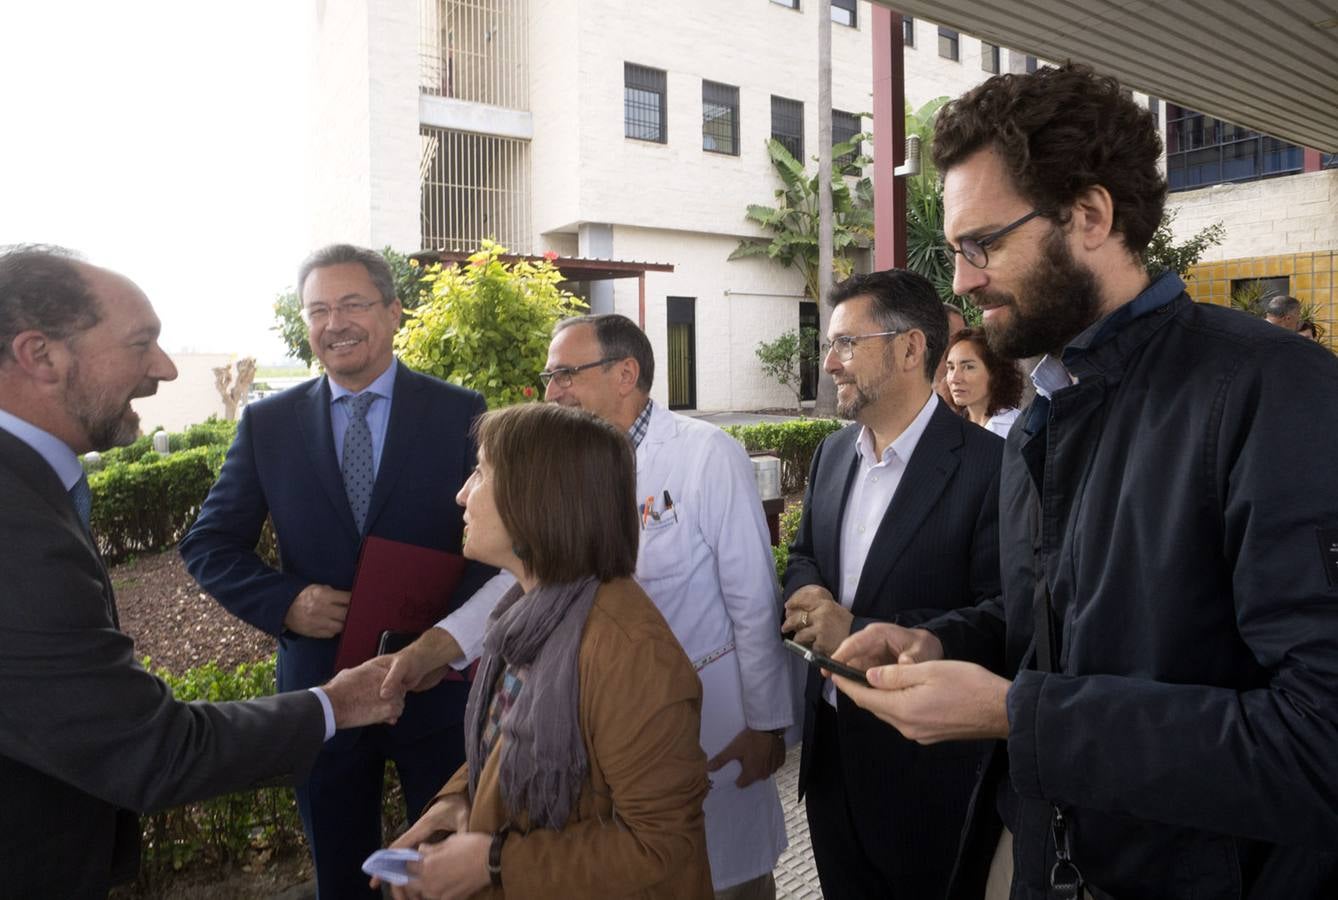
[333,535,467,672]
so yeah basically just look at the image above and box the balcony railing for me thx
[421,0,529,111]
[420,125,532,253]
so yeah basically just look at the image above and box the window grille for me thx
[625,63,667,143]
[771,95,804,160]
[420,126,532,253]
[420,0,529,110]
[703,80,740,155]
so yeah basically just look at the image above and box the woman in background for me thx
[375,402,712,900]
[944,327,1025,438]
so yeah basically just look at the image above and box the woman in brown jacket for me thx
[377,402,712,900]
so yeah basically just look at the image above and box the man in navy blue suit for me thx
[180,244,495,899]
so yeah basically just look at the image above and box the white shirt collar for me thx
[854,392,939,467]
[0,408,85,491]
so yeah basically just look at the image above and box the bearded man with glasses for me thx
[781,268,1005,899]
[829,64,1338,899]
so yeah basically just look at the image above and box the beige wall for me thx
[131,353,232,434]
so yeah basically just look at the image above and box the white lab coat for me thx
[439,401,792,890]
[634,402,792,890]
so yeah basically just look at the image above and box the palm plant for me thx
[728,137,875,298]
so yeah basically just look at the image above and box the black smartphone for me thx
[377,630,417,655]
[783,638,870,685]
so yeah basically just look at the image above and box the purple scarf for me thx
[463,576,600,829]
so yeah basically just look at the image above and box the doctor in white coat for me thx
[387,314,793,898]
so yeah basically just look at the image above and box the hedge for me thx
[724,418,844,495]
[122,656,405,895]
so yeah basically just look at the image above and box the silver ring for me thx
[799,611,810,627]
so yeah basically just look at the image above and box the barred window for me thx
[625,63,667,143]
[703,80,739,156]
[831,0,856,28]
[903,15,915,46]
[982,42,999,73]
[833,109,863,174]
[771,95,804,160]
[938,26,959,61]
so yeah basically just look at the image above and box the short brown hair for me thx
[932,63,1166,257]
[475,403,638,583]
[947,327,1025,416]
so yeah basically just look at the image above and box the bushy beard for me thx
[979,230,1104,360]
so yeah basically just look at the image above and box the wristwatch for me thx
[488,824,513,888]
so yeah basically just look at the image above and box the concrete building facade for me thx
[305,1,1337,411]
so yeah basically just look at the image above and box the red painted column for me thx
[872,5,906,269]
[1304,147,1322,173]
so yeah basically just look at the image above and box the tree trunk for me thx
[815,0,837,417]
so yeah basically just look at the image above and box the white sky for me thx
[0,2,308,362]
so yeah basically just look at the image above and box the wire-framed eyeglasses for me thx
[538,357,622,389]
[821,329,907,363]
[943,209,1045,270]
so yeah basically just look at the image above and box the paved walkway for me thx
[774,745,823,898]
[682,409,808,427]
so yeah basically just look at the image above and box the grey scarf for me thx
[464,576,600,829]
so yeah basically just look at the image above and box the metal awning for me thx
[412,250,675,328]
[873,1,1338,152]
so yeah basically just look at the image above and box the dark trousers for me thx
[297,722,465,900]
[804,703,951,900]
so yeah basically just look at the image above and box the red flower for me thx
[542,250,559,262]
[522,385,536,399]
[470,257,486,267]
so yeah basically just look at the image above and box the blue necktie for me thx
[342,393,377,532]
[69,472,93,532]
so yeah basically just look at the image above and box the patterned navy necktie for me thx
[69,471,93,531]
[342,392,377,532]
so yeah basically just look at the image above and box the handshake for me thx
[320,657,410,730]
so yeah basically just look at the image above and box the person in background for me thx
[0,244,404,898]
[935,302,969,409]
[376,402,711,899]
[943,327,1025,437]
[1263,294,1302,330]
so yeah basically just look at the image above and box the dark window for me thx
[938,26,959,61]
[625,63,666,143]
[1166,104,1304,191]
[771,95,804,160]
[832,109,863,174]
[831,0,856,28]
[1148,96,1160,122]
[981,42,999,73]
[800,301,819,401]
[1324,152,1338,169]
[770,0,799,7]
[1025,55,1038,73]
[1231,277,1291,305]
[702,80,740,155]
[903,15,915,46]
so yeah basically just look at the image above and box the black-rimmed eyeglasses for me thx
[944,209,1045,270]
[821,329,907,363]
[538,357,622,389]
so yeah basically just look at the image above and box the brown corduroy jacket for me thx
[432,577,714,899]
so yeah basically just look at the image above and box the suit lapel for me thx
[853,403,962,614]
[294,376,361,539]
[364,365,428,531]
[824,433,862,584]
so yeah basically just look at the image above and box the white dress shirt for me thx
[828,391,939,706]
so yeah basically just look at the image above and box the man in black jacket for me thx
[782,270,1002,898]
[830,64,1338,898]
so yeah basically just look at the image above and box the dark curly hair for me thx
[932,63,1166,257]
[946,328,1024,416]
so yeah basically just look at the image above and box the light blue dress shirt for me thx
[328,358,398,476]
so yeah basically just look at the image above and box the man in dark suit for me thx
[180,244,495,900]
[781,269,1002,899]
[0,244,404,898]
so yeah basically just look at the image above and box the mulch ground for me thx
[113,550,276,674]
[109,550,312,899]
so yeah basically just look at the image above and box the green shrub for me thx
[725,418,844,494]
[395,241,586,408]
[131,656,304,891]
[90,447,221,564]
